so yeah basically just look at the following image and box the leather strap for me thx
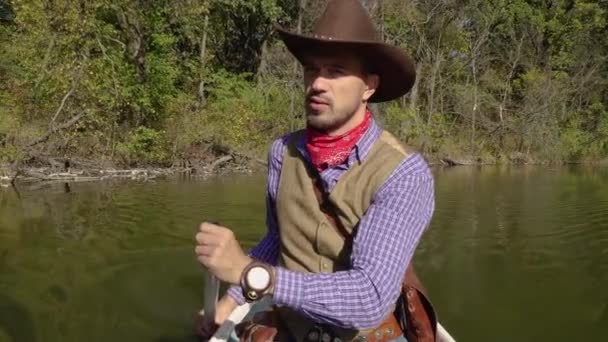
[401,267,437,342]
[304,161,437,342]
[307,164,352,241]
[237,309,280,342]
[367,314,402,342]
[303,313,401,342]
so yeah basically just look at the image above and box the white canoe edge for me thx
[436,322,456,342]
[205,276,456,342]
[209,302,457,342]
[208,303,254,342]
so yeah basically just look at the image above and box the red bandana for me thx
[306,110,372,171]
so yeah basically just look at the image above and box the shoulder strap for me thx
[302,159,352,242]
[302,159,438,342]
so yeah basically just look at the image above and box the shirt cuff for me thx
[272,267,305,310]
[226,285,246,305]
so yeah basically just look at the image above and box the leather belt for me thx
[304,313,401,342]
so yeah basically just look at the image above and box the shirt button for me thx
[322,262,329,269]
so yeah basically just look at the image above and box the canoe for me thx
[204,275,456,342]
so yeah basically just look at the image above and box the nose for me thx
[309,71,330,93]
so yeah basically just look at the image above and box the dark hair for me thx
[361,57,378,76]
[300,46,378,77]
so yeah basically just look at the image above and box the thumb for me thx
[215,304,233,325]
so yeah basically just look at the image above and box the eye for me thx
[328,66,345,75]
[303,65,318,75]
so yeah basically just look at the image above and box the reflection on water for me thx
[0,166,607,341]
[416,166,608,341]
[0,293,36,342]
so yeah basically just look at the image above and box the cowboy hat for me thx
[275,0,416,103]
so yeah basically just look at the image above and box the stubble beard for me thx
[306,106,355,132]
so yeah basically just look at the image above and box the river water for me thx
[0,166,607,341]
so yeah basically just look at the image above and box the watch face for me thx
[246,266,270,290]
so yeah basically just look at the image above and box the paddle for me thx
[204,273,256,342]
[203,273,219,323]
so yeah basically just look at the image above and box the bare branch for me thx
[50,87,75,127]
[100,35,127,51]
[29,112,87,148]
[96,37,120,98]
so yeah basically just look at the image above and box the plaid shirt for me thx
[227,119,435,329]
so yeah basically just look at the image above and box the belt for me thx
[304,313,401,342]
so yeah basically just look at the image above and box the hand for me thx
[195,222,252,285]
[194,295,239,340]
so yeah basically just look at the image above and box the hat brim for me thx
[275,25,416,103]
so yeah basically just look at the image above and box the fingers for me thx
[199,221,223,233]
[196,222,235,246]
[197,255,210,266]
[199,222,235,238]
[195,231,220,246]
[195,245,214,257]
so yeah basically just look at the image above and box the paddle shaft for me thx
[204,273,219,319]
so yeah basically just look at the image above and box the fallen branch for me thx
[209,155,233,172]
[439,157,463,167]
[203,139,267,166]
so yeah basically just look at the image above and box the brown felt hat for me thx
[275,0,416,103]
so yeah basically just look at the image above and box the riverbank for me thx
[0,154,260,187]
[2,152,606,188]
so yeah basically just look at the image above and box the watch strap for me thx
[240,260,274,302]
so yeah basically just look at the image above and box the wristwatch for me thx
[240,260,274,302]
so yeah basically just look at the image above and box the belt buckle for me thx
[305,325,341,342]
[305,325,323,342]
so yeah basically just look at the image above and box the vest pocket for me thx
[315,218,349,272]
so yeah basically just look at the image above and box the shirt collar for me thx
[295,117,383,167]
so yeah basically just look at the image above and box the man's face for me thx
[302,50,378,132]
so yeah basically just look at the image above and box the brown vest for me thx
[275,130,414,341]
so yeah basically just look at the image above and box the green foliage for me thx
[0,145,24,163]
[210,0,285,74]
[117,126,169,166]
[202,70,293,151]
[566,102,608,160]
[0,0,607,167]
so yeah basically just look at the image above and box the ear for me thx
[362,74,379,102]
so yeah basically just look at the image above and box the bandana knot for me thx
[306,110,372,172]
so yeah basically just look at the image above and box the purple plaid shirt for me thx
[227,119,435,330]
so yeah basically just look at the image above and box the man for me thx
[195,1,436,341]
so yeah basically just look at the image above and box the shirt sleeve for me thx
[271,153,435,329]
[226,137,285,304]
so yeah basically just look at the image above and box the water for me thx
[0,166,607,341]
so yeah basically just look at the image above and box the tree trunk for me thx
[408,63,423,111]
[471,56,478,147]
[115,5,146,82]
[427,50,442,125]
[289,0,308,131]
[198,13,209,106]
[255,40,269,84]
